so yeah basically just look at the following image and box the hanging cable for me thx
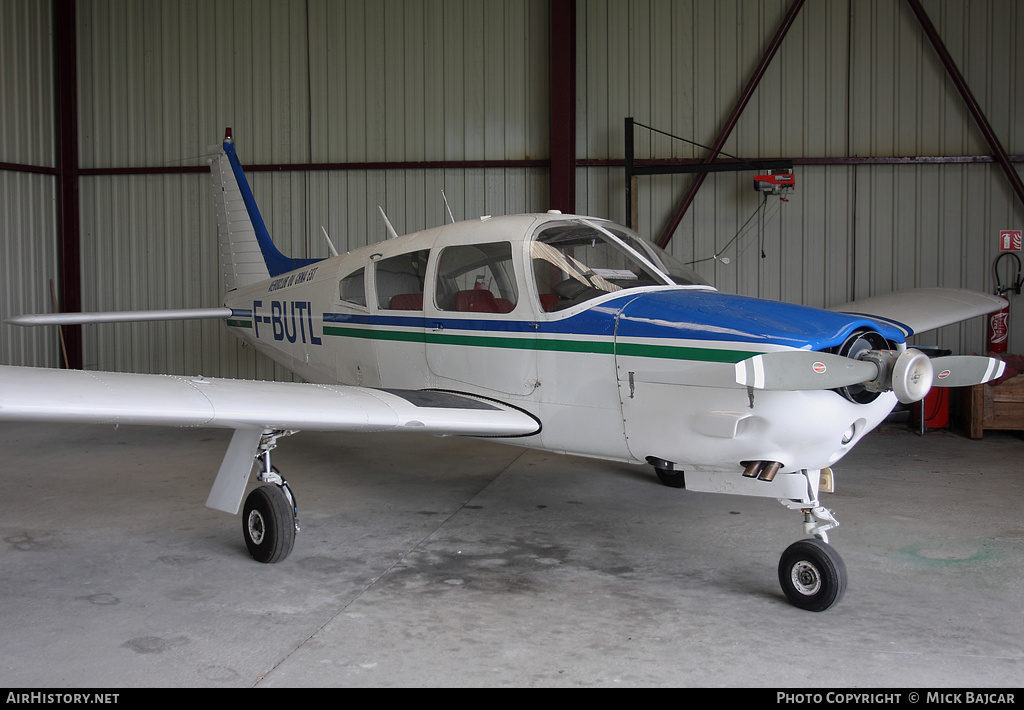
[760,192,768,259]
[687,193,771,266]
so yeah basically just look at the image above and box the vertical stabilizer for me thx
[208,129,321,293]
[209,132,271,291]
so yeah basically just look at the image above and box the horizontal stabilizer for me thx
[829,288,1005,336]
[6,308,233,326]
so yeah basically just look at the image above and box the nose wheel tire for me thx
[242,484,296,563]
[778,539,847,611]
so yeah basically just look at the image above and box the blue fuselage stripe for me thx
[320,289,905,350]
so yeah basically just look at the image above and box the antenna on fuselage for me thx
[441,190,456,224]
[378,206,400,240]
[320,225,340,257]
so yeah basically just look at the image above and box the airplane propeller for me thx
[736,349,1004,404]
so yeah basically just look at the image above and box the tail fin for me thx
[208,129,321,292]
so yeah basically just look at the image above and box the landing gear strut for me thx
[241,431,298,563]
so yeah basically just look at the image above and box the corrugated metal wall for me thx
[0,0,59,368]
[577,0,1023,354]
[48,0,542,377]
[72,0,550,377]
[2,0,1022,376]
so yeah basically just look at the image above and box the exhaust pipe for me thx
[758,461,782,481]
[742,461,762,478]
[740,460,784,481]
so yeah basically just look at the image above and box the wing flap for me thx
[829,288,1005,336]
[0,366,539,437]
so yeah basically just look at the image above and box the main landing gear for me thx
[650,462,848,611]
[241,431,299,563]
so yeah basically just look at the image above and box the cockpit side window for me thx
[531,224,654,311]
[532,222,710,312]
[434,242,518,314]
[375,249,430,310]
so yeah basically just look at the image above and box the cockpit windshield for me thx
[531,220,711,311]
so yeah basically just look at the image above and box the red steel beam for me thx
[30,153,1015,177]
[77,159,549,177]
[549,0,576,214]
[657,0,806,248]
[54,0,82,369]
[905,0,1024,213]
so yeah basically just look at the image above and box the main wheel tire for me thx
[778,539,847,612]
[655,467,686,488]
[242,485,295,564]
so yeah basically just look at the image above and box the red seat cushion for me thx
[455,290,506,313]
[389,293,423,310]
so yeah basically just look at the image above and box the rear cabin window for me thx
[375,250,430,310]
[339,268,366,306]
[434,242,518,314]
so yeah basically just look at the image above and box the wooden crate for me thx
[955,374,1024,439]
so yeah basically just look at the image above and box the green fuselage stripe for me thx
[322,325,753,363]
[615,342,751,363]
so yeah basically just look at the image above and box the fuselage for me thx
[222,213,903,474]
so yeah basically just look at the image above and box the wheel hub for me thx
[791,560,822,595]
[247,509,266,545]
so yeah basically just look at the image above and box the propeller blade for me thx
[735,351,879,391]
[929,356,1005,388]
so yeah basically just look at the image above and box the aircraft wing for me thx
[828,288,1005,337]
[0,365,538,436]
[0,365,539,515]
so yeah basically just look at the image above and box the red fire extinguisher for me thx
[988,253,1022,353]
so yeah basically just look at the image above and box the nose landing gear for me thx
[778,489,847,612]
[648,459,849,611]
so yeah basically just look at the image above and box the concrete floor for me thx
[1,417,1022,688]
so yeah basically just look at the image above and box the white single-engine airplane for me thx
[2,130,1006,611]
